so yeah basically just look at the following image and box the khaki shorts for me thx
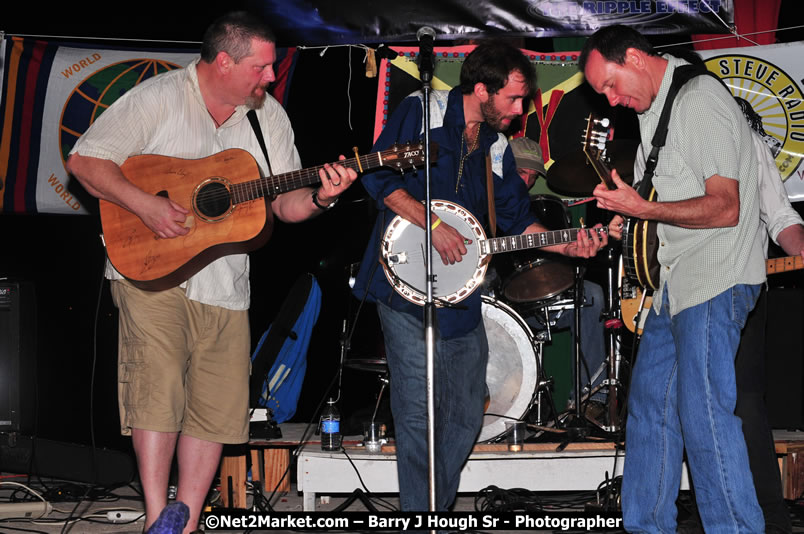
[110,280,250,444]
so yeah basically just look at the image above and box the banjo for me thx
[581,113,660,290]
[381,199,607,306]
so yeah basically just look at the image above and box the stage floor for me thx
[2,425,803,533]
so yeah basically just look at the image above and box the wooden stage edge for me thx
[218,423,804,510]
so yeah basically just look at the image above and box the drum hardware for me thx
[369,372,390,423]
[555,265,593,449]
[599,247,627,433]
[343,358,388,374]
[565,248,629,435]
[531,351,559,429]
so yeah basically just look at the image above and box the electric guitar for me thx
[622,255,804,334]
[101,142,436,291]
[582,114,660,290]
[381,199,607,306]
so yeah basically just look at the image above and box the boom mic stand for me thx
[416,26,439,522]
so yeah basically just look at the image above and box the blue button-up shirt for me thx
[352,87,537,339]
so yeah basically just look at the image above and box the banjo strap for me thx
[486,153,496,238]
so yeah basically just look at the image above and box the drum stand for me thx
[571,248,628,436]
[529,338,560,428]
[598,247,627,434]
[552,265,592,450]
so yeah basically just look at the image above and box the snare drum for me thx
[499,195,574,305]
[479,296,539,442]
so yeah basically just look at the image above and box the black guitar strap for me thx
[246,109,275,179]
[638,63,724,199]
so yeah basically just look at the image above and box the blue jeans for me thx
[622,284,764,533]
[376,302,488,513]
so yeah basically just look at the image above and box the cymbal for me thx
[343,358,388,373]
[546,140,638,196]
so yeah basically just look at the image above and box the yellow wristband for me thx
[431,218,442,230]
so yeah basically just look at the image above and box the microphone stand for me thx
[416,29,438,521]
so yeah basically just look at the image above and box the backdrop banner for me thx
[699,41,804,200]
[0,37,297,214]
[375,41,804,201]
[251,0,735,45]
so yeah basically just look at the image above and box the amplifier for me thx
[0,280,36,434]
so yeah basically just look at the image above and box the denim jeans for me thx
[622,284,764,533]
[376,302,488,514]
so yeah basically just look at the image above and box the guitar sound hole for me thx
[195,182,232,219]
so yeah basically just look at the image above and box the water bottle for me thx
[320,398,342,451]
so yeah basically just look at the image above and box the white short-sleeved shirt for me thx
[71,59,302,310]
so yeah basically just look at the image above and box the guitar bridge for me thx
[387,252,408,266]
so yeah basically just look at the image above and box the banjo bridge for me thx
[386,252,409,266]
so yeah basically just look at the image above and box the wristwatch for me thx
[312,188,338,210]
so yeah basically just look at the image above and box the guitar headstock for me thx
[379,141,439,172]
[582,114,616,190]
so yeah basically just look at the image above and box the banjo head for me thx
[381,200,488,306]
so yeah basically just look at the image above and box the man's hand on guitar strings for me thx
[145,195,191,239]
[593,168,647,218]
[431,221,470,265]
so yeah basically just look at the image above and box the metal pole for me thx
[416,27,438,521]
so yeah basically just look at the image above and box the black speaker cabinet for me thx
[0,280,36,434]
[765,287,804,430]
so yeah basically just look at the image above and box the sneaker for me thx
[145,501,189,534]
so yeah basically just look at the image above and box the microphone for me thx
[416,26,436,82]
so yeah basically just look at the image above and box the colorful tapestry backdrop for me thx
[374,45,639,198]
[374,41,804,200]
[0,37,297,214]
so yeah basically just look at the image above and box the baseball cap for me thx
[509,137,546,176]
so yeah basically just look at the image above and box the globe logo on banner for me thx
[705,55,804,182]
[59,59,183,165]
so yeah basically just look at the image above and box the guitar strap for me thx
[246,109,276,181]
[638,63,723,199]
[486,153,496,237]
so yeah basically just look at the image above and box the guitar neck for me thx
[479,227,607,255]
[766,255,804,275]
[582,114,617,190]
[229,153,381,205]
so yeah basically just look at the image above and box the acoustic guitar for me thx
[582,113,660,290]
[622,255,804,334]
[101,143,435,290]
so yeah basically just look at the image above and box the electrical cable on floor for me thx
[338,449,397,512]
[474,485,600,514]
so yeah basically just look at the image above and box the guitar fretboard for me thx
[228,153,383,204]
[479,227,607,255]
[766,255,804,274]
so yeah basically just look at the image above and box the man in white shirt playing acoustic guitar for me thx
[66,12,356,534]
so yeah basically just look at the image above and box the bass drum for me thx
[478,296,539,442]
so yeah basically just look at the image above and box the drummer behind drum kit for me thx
[346,115,646,444]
